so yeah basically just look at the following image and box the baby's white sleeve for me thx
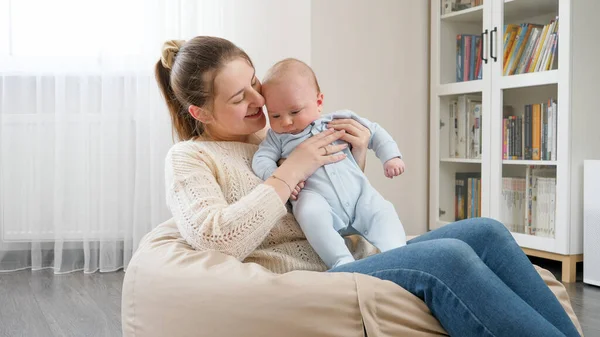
[334,110,403,164]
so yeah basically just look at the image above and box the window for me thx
[0,0,164,73]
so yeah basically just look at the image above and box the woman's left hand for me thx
[328,118,370,151]
[328,118,371,171]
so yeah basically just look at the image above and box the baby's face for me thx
[262,74,323,134]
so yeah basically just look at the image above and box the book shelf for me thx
[430,0,600,282]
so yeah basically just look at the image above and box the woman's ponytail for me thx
[155,60,198,141]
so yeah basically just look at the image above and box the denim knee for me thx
[478,217,511,239]
[463,217,511,241]
[421,238,479,274]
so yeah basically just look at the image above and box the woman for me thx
[155,37,580,337]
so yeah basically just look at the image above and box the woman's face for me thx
[205,58,266,141]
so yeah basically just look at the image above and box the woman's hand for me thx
[275,129,348,186]
[328,119,371,171]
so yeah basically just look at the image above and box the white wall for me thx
[311,0,430,235]
[225,0,312,79]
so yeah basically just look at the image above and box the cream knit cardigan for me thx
[165,140,376,274]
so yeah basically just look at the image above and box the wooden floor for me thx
[0,269,123,337]
[529,256,600,337]
[0,258,598,337]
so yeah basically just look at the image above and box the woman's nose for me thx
[248,88,265,107]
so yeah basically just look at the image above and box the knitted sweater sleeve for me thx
[165,143,288,260]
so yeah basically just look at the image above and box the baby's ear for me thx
[188,105,214,124]
[316,92,325,112]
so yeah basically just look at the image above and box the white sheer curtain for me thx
[0,0,311,274]
[0,0,233,273]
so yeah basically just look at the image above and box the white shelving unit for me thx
[430,0,600,282]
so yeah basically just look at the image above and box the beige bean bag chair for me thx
[122,219,583,337]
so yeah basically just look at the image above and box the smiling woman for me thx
[0,0,312,273]
[187,58,267,142]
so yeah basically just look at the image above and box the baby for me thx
[252,58,407,268]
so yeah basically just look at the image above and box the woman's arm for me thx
[166,144,288,261]
[166,130,348,260]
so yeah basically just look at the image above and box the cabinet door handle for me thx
[490,27,498,62]
[481,29,488,64]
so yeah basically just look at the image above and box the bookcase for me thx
[429,0,600,282]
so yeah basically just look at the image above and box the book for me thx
[449,100,458,158]
[504,25,522,75]
[509,100,557,161]
[502,17,559,75]
[541,102,546,160]
[551,99,558,161]
[455,172,481,220]
[475,36,483,80]
[501,177,526,233]
[529,24,549,72]
[547,100,553,161]
[454,95,481,158]
[509,24,537,75]
[468,100,482,159]
[503,118,508,160]
[455,34,482,82]
[456,95,468,158]
[457,35,463,82]
[532,104,541,160]
[505,24,526,75]
[503,24,520,68]
[524,105,531,160]
[517,26,542,75]
[442,0,456,14]
[525,166,556,236]
[464,35,471,81]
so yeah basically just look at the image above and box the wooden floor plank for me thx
[28,269,123,337]
[71,272,124,335]
[0,271,55,337]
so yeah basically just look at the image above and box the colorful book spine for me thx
[505,24,526,75]
[449,101,457,158]
[470,35,477,81]
[529,24,549,72]
[503,25,521,74]
[541,102,546,160]
[502,118,505,160]
[464,35,471,82]
[532,104,541,160]
[475,36,482,80]
[551,99,557,161]
[509,24,533,75]
[457,35,463,82]
[525,105,531,160]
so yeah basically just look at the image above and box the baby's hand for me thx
[384,158,405,179]
[290,181,305,201]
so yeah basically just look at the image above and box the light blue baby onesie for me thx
[252,110,407,268]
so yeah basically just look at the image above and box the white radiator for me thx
[584,160,600,286]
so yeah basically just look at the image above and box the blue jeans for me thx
[329,218,580,337]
